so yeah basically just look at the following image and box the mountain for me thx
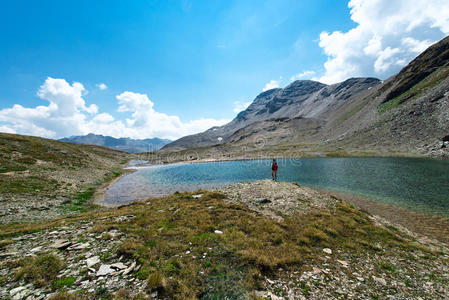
[162,78,380,150]
[59,133,171,153]
[161,35,449,158]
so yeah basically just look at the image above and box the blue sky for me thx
[1,0,448,139]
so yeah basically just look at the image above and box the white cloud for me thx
[232,101,252,114]
[0,125,16,134]
[96,83,108,90]
[0,77,97,138]
[290,70,316,82]
[262,79,280,92]
[317,0,449,84]
[114,91,230,139]
[0,77,230,140]
[37,77,98,115]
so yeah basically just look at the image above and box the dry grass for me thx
[83,191,424,299]
[1,190,436,299]
[13,254,65,288]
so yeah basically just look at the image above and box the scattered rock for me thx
[86,256,100,268]
[322,248,332,255]
[96,264,114,276]
[214,230,223,234]
[337,260,349,267]
[67,242,89,251]
[50,239,72,249]
[111,262,127,270]
[218,180,337,221]
[192,194,203,199]
[9,286,26,297]
[122,261,137,275]
[29,246,43,253]
[372,276,387,286]
[0,252,18,257]
[254,290,283,300]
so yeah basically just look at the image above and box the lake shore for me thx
[92,168,137,208]
[101,162,449,247]
[323,189,449,245]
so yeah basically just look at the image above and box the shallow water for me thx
[106,157,449,217]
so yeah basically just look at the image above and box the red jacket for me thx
[272,163,278,171]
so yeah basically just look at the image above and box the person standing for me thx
[271,159,278,181]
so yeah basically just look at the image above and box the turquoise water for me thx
[106,157,449,217]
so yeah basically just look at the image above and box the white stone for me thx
[322,248,332,255]
[214,230,223,234]
[10,286,26,296]
[111,262,127,270]
[108,230,120,238]
[50,239,72,249]
[372,276,387,285]
[254,291,267,298]
[86,256,100,268]
[337,259,349,267]
[81,280,90,286]
[192,194,203,198]
[96,264,114,276]
[123,261,137,275]
[68,243,89,251]
[12,289,28,300]
[30,246,43,253]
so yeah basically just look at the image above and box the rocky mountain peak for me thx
[162,77,380,150]
[282,80,327,96]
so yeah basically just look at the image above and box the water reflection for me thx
[106,158,449,217]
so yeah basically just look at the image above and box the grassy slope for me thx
[0,133,132,222]
[0,190,447,299]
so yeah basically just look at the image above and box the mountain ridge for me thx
[160,35,449,158]
[59,133,171,153]
[161,77,381,151]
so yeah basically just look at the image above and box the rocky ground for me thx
[0,181,448,299]
[0,215,146,300]
[217,180,337,222]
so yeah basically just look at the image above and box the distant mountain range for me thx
[161,35,449,158]
[59,133,171,153]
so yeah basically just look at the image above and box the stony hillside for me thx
[327,35,449,157]
[0,133,131,223]
[160,35,449,159]
[59,134,171,153]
